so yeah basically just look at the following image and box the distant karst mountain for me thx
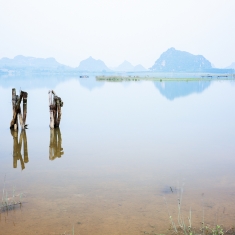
[0,55,67,69]
[77,56,110,72]
[113,60,147,72]
[116,61,133,71]
[226,62,235,69]
[150,48,212,72]
[133,64,147,71]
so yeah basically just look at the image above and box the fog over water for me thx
[0,76,235,234]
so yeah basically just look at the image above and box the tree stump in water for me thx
[48,90,63,129]
[10,89,28,130]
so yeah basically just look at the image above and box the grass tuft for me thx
[163,184,235,235]
[0,176,24,213]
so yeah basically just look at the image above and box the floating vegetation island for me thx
[96,74,235,82]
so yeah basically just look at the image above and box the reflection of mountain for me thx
[78,76,105,90]
[0,73,212,98]
[0,74,105,90]
[0,74,68,89]
[154,81,211,100]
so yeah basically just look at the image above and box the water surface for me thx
[0,76,235,234]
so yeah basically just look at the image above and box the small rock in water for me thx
[161,186,178,194]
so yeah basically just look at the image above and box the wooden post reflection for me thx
[22,130,29,163]
[49,128,64,160]
[11,129,29,170]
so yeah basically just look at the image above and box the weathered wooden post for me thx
[22,91,28,127]
[48,90,63,129]
[12,89,18,130]
[10,90,22,130]
[55,96,62,127]
[48,90,55,129]
[10,89,28,130]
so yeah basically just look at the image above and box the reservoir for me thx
[0,75,235,235]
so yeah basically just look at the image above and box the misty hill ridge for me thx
[77,56,110,72]
[134,64,147,71]
[114,60,147,71]
[0,52,234,73]
[0,55,66,68]
[116,60,133,71]
[150,47,212,72]
[226,62,235,69]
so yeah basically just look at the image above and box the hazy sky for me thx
[0,0,234,68]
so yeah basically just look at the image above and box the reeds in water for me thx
[163,183,235,235]
[1,176,24,213]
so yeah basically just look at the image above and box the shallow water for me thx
[1,75,235,234]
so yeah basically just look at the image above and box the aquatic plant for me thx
[163,184,235,235]
[0,176,23,213]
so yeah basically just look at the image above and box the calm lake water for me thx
[1,75,235,235]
